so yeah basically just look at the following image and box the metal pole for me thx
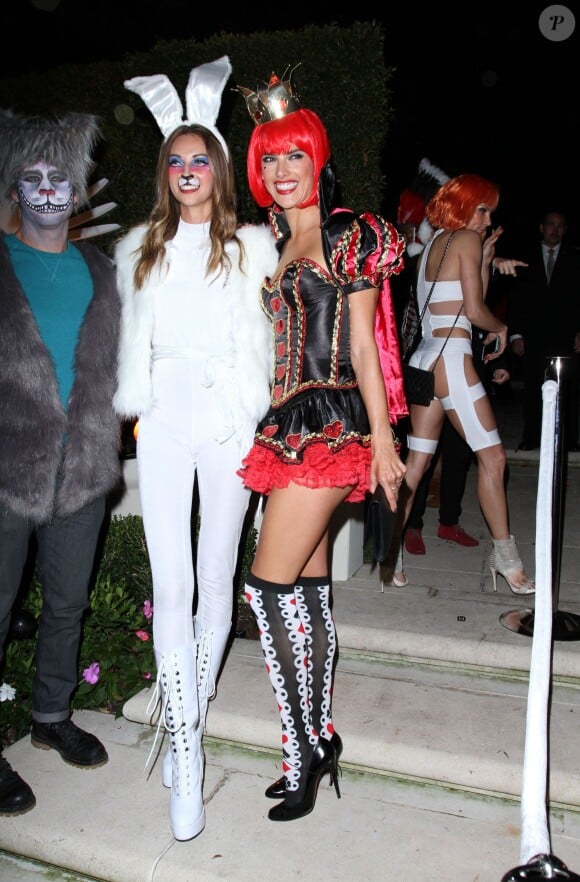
[500,356,580,640]
[500,361,580,877]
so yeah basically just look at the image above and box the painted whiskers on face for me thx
[166,133,215,223]
[17,163,74,215]
[177,174,201,192]
[168,150,211,192]
[18,189,73,214]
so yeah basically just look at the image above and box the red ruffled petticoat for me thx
[237,440,372,503]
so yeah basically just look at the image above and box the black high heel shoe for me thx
[268,738,341,822]
[265,732,343,799]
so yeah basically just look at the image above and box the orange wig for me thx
[426,174,499,231]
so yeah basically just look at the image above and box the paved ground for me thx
[2,380,580,882]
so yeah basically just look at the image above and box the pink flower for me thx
[144,672,152,680]
[135,630,149,642]
[143,600,153,620]
[83,662,100,685]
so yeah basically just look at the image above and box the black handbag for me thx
[403,363,435,407]
[364,485,397,564]
[401,231,460,407]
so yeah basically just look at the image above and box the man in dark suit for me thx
[510,210,580,452]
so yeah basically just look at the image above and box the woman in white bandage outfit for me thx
[398,173,534,596]
[113,57,277,842]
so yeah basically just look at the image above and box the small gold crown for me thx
[236,64,301,125]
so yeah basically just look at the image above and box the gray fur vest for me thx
[0,234,121,523]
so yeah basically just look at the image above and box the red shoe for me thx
[437,524,479,547]
[404,527,426,555]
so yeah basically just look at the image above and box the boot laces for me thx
[144,655,185,775]
[197,632,217,700]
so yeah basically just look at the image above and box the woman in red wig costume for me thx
[395,173,534,595]
[236,70,407,821]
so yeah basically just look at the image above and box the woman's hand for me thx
[483,227,527,276]
[483,225,503,264]
[371,445,406,512]
[481,325,508,361]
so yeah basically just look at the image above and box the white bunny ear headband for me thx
[124,55,232,156]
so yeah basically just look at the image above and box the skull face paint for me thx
[17,162,75,223]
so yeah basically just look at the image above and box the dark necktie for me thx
[546,248,555,283]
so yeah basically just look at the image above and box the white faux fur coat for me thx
[113,222,278,455]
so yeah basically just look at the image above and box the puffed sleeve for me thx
[332,213,409,425]
[331,212,405,292]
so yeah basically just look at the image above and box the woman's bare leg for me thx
[394,399,445,581]
[252,483,352,583]
[442,358,532,590]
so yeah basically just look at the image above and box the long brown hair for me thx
[133,124,242,290]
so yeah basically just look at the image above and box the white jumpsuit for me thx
[136,220,252,653]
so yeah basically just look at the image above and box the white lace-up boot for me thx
[156,645,205,840]
[161,621,230,789]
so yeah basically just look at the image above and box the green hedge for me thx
[0,22,390,746]
[0,512,257,748]
[0,22,394,251]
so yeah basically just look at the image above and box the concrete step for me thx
[4,456,580,881]
[7,705,580,882]
[123,590,580,808]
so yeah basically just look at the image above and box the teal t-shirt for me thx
[6,234,93,409]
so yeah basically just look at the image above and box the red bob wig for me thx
[426,174,500,231]
[246,107,331,209]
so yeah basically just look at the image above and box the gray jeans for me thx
[0,495,105,722]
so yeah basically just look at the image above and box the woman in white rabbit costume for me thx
[114,56,277,841]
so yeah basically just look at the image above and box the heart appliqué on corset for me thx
[261,424,279,438]
[286,434,303,450]
[323,420,344,440]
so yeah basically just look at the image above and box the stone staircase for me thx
[124,539,580,809]
[4,458,580,882]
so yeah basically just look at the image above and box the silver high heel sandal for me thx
[489,535,535,596]
[381,544,408,591]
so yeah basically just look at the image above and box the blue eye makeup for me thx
[190,155,210,169]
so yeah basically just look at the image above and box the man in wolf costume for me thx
[0,109,121,815]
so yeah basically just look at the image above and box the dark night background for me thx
[1,1,578,250]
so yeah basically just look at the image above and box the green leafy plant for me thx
[0,512,258,748]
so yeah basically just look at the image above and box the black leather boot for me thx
[31,718,108,767]
[0,754,36,815]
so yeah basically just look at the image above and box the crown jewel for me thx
[236,65,301,125]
